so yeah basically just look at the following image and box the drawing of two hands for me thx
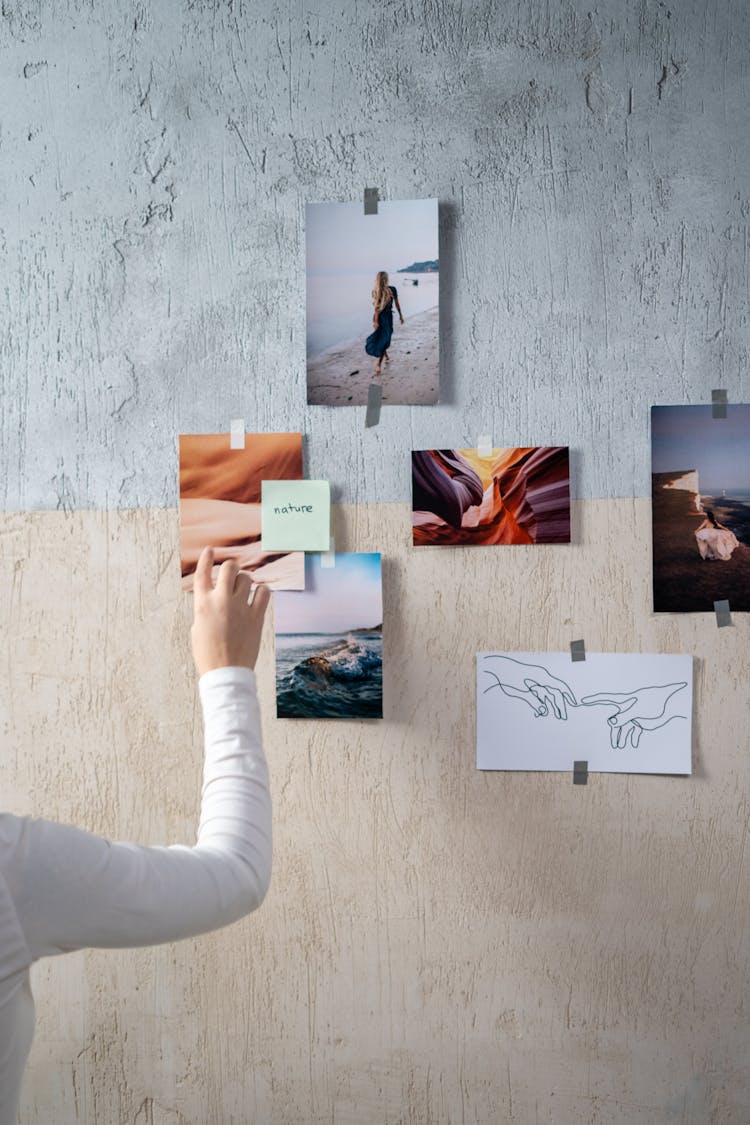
[483,656,686,749]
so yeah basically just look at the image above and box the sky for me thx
[274,552,382,634]
[651,405,750,492]
[306,198,438,276]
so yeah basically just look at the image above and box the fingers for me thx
[549,688,568,720]
[541,687,564,720]
[529,682,568,720]
[611,720,639,749]
[216,558,240,595]
[234,570,254,602]
[232,572,271,617]
[195,551,271,608]
[527,686,549,718]
[580,693,625,705]
[193,546,215,596]
[250,582,271,616]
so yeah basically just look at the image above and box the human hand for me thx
[482,655,577,719]
[580,682,688,748]
[191,547,271,676]
[399,315,404,324]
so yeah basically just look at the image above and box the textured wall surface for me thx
[2,1,750,1123]
[1,0,748,509]
[3,502,750,1124]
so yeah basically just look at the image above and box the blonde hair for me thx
[372,271,391,312]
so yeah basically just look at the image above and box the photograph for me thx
[412,446,570,547]
[477,651,693,775]
[179,432,305,591]
[274,553,383,719]
[306,198,439,406]
[652,405,750,612]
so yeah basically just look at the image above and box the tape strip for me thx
[477,434,493,458]
[365,382,382,427]
[573,760,588,785]
[230,419,245,449]
[321,507,336,568]
[570,639,586,662]
[364,187,379,215]
[712,389,728,419]
[714,599,732,627]
[320,534,336,568]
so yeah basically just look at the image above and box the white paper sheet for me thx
[477,652,693,775]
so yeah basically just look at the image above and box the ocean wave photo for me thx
[275,630,383,718]
[274,552,383,719]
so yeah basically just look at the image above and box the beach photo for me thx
[412,447,571,547]
[652,404,750,612]
[274,553,383,719]
[179,432,305,591]
[306,198,439,406]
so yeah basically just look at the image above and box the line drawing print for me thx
[579,684,688,748]
[481,655,688,750]
[482,655,577,718]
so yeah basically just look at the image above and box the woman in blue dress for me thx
[365,271,404,375]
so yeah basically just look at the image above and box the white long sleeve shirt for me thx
[0,666,271,1124]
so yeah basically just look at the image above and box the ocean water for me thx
[703,489,750,502]
[275,631,383,718]
[306,271,439,357]
[702,494,750,544]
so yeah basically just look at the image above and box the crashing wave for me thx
[296,637,380,683]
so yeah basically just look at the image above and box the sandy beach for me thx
[652,473,750,611]
[306,305,439,406]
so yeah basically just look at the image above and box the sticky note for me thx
[261,480,331,552]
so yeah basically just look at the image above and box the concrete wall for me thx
[2,1,749,1122]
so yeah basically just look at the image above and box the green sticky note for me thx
[261,480,331,552]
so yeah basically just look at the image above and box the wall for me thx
[1,1,749,1122]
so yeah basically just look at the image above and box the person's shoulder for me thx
[389,284,398,297]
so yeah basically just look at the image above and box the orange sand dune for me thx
[179,433,303,505]
[179,433,304,590]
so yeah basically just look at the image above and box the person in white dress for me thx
[694,509,740,561]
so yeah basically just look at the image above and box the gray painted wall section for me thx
[1,0,748,512]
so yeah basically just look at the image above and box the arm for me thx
[393,292,404,323]
[10,550,273,959]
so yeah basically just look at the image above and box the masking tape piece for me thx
[365,382,382,427]
[477,434,493,458]
[712,389,728,419]
[573,760,588,785]
[230,420,245,449]
[714,599,732,627]
[364,187,379,215]
[320,540,336,568]
[570,639,586,662]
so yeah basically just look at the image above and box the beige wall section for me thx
[2,500,749,1125]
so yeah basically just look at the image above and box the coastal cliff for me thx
[659,470,702,509]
